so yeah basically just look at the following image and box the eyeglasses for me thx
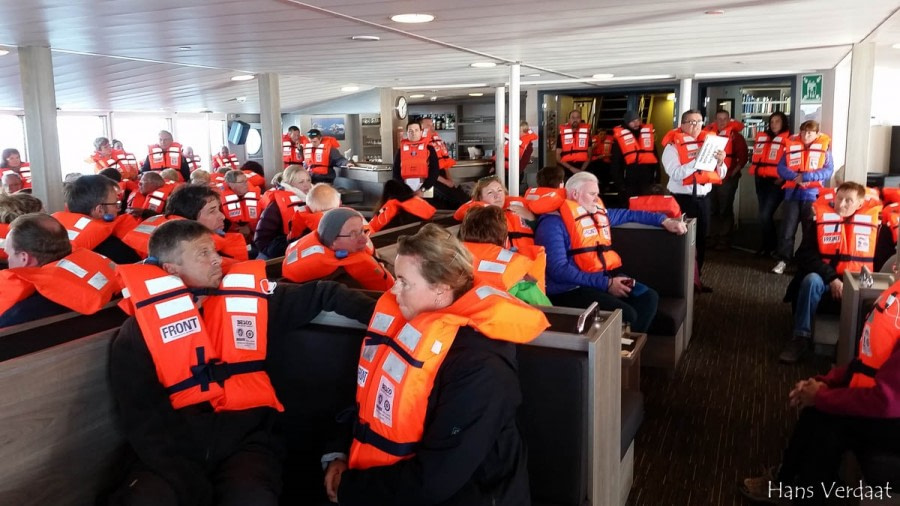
[681,120,703,126]
[336,230,369,240]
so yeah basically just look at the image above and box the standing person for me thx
[421,116,457,178]
[772,120,834,275]
[0,148,31,190]
[706,109,749,250]
[496,121,538,189]
[304,129,350,185]
[108,219,376,506]
[610,110,659,200]
[322,223,550,506]
[282,126,307,168]
[141,130,191,182]
[661,109,728,274]
[749,111,791,257]
[555,110,592,178]
[392,121,461,208]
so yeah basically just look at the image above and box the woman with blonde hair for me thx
[454,175,536,250]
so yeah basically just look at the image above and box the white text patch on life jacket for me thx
[232,315,258,350]
[856,234,870,252]
[374,376,395,427]
[357,365,369,387]
[822,235,840,244]
[160,315,202,343]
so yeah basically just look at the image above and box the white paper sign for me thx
[694,135,728,172]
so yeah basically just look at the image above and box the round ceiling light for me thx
[231,74,255,82]
[470,62,497,68]
[390,13,434,23]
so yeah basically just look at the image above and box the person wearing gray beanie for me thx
[318,208,364,249]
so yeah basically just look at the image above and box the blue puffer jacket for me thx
[777,150,834,202]
[535,208,665,296]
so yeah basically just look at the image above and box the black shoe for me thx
[779,337,809,363]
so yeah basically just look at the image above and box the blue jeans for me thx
[793,273,827,337]
[755,177,784,253]
[777,199,814,262]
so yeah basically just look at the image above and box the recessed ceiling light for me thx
[525,73,541,77]
[178,46,192,51]
[351,35,381,41]
[470,62,497,68]
[231,75,255,81]
[341,85,360,92]
[409,94,426,98]
[0,49,9,57]
[468,92,484,97]
[391,13,434,23]
[893,43,900,49]
[705,9,725,15]
[592,73,614,79]
[430,96,438,102]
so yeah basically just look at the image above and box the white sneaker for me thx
[771,261,786,275]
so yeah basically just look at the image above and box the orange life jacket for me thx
[212,153,240,170]
[92,149,140,180]
[348,286,549,469]
[187,155,202,173]
[282,134,305,166]
[267,189,307,235]
[749,131,790,178]
[52,212,136,252]
[590,133,614,163]
[423,129,456,171]
[453,200,534,250]
[0,248,119,317]
[524,186,566,215]
[558,198,622,273]
[128,181,180,214]
[613,125,658,166]
[502,126,539,167]
[282,232,394,291]
[881,203,900,244]
[221,185,261,231]
[287,209,325,242]
[558,123,591,163]
[703,120,745,169]
[242,170,266,189]
[849,281,900,388]
[303,144,331,175]
[662,129,722,186]
[147,142,185,178]
[399,139,431,180]
[815,187,882,207]
[1,164,32,189]
[369,197,436,234]
[628,195,682,219]
[122,214,251,263]
[117,261,284,412]
[882,187,900,206]
[464,241,546,293]
[813,199,881,276]
[0,223,9,262]
[782,134,831,190]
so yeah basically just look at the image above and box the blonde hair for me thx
[0,193,43,224]
[159,168,180,182]
[471,176,506,202]
[282,165,310,186]
[306,183,341,213]
[190,169,211,185]
[397,223,473,300]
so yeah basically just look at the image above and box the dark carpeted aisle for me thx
[627,248,833,506]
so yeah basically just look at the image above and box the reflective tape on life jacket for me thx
[135,182,180,214]
[303,145,330,175]
[117,261,283,412]
[782,134,831,190]
[813,200,881,276]
[524,186,566,215]
[613,125,658,166]
[188,155,202,173]
[590,133,613,162]
[282,232,394,291]
[221,187,261,229]
[121,214,173,258]
[400,139,430,180]
[370,197,436,234]
[749,131,790,178]
[464,241,546,293]
[558,123,591,163]
[282,134,304,165]
[423,129,456,171]
[662,129,722,186]
[212,153,240,170]
[348,287,549,469]
[147,142,184,176]
[704,120,744,169]
[558,198,622,273]
[268,190,306,235]
[0,248,120,317]
[287,209,325,242]
[52,211,117,251]
[628,195,682,219]
[849,282,900,388]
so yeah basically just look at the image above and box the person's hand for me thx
[792,380,825,409]
[508,205,536,222]
[608,276,632,298]
[829,278,843,300]
[324,458,348,503]
[346,161,355,167]
[662,218,687,235]
[715,150,726,164]
[794,174,805,186]
[788,378,810,406]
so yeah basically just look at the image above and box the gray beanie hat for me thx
[623,110,640,124]
[318,208,362,247]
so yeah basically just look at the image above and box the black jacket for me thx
[335,326,531,506]
[785,213,841,304]
[140,155,192,183]
[110,280,376,505]
[0,292,68,327]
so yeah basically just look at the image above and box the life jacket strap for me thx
[353,419,418,457]
[847,358,878,379]
[166,346,266,395]
[364,331,425,368]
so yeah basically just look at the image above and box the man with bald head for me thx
[2,172,24,195]
[128,171,173,215]
[286,182,341,241]
[141,130,191,182]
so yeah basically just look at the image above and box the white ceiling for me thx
[0,0,898,113]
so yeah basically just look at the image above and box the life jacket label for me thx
[822,235,840,244]
[856,234,870,252]
[861,324,871,357]
[160,316,201,343]
[374,376,395,427]
[232,315,258,351]
[357,365,369,387]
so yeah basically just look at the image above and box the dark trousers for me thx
[673,193,711,271]
[777,407,900,504]
[777,199,814,262]
[622,164,658,199]
[755,176,785,253]
[549,285,659,333]
[710,175,741,248]
[431,180,470,210]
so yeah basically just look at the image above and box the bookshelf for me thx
[740,87,791,140]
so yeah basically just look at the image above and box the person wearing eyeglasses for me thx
[282,208,394,291]
[52,174,142,264]
[661,109,727,274]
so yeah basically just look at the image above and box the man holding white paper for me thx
[661,109,727,273]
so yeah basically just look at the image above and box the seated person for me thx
[286,182,341,241]
[742,278,900,502]
[460,205,550,306]
[0,193,43,263]
[2,172,24,195]
[239,160,268,188]
[53,174,141,264]
[369,179,436,234]
[98,167,133,215]
[455,176,536,250]
[109,219,376,506]
[282,208,394,291]
[189,169,211,186]
[127,171,174,216]
[534,172,686,333]
[524,165,567,215]
[159,168,181,184]
[322,223,550,506]
[780,182,881,363]
[122,184,251,263]
[220,169,261,242]
[254,165,312,258]
[212,166,229,186]
[0,213,119,327]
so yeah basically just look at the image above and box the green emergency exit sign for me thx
[801,74,823,104]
